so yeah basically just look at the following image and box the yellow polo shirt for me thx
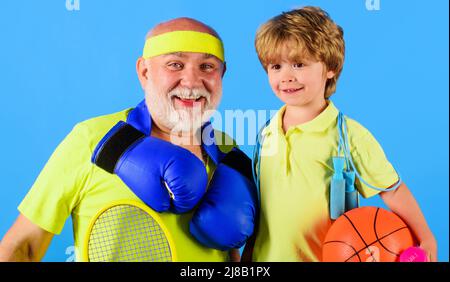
[252,101,399,262]
[18,107,235,262]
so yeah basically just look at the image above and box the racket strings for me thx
[88,205,172,262]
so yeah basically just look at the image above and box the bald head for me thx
[146,17,221,40]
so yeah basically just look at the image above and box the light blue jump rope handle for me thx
[330,113,402,219]
[330,157,346,220]
[344,170,359,211]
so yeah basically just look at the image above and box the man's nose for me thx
[179,66,204,89]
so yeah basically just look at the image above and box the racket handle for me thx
[400,247,428,262]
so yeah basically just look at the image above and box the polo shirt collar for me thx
[262,100,339,137]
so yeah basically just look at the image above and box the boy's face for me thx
[267,45,335,109]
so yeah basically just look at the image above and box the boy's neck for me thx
[282,99,328,133]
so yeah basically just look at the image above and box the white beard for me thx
[144,78,221,136]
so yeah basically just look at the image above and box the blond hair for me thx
[255,6,345,98]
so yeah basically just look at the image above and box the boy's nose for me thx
[281,76,297,83]
[282,77,296,83]
[280,69,297,83]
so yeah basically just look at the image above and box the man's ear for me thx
[221,62,227,78]
[136,57,149,89]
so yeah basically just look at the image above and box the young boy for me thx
[250,6,437,262]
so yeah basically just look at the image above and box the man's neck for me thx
[282,99,328,133]
[150,124,206,164]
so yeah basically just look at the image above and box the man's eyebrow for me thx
[162,52,216,60]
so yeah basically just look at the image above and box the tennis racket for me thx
[82,200,177,262]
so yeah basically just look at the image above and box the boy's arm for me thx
[379,182,437,261]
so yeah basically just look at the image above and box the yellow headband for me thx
[142,30,224,62]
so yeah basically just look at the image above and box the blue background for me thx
[0,0,448,262]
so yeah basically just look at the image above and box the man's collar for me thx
[126,100,152,136]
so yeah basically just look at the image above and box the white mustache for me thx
[168,87,211,104]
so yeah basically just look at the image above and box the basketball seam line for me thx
[373,208,401,257]
[343,212,375,261]
[341,226,408,262]
[322,240,362,262]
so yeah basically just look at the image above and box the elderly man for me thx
[0,18,257,262]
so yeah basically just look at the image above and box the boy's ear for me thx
[326,70,336,79]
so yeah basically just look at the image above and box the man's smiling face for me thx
[143,51,224,134]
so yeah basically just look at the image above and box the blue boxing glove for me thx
[92,121,208,213]
[190,148,258,250]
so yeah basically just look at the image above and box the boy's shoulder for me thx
[344,115,378,144]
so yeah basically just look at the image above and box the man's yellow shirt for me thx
[18,106,235,262]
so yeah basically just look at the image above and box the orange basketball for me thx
[322,206,416,262]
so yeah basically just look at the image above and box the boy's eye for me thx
[167,62,183,70]
[293,63,304,69]
[270,64,281,70]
